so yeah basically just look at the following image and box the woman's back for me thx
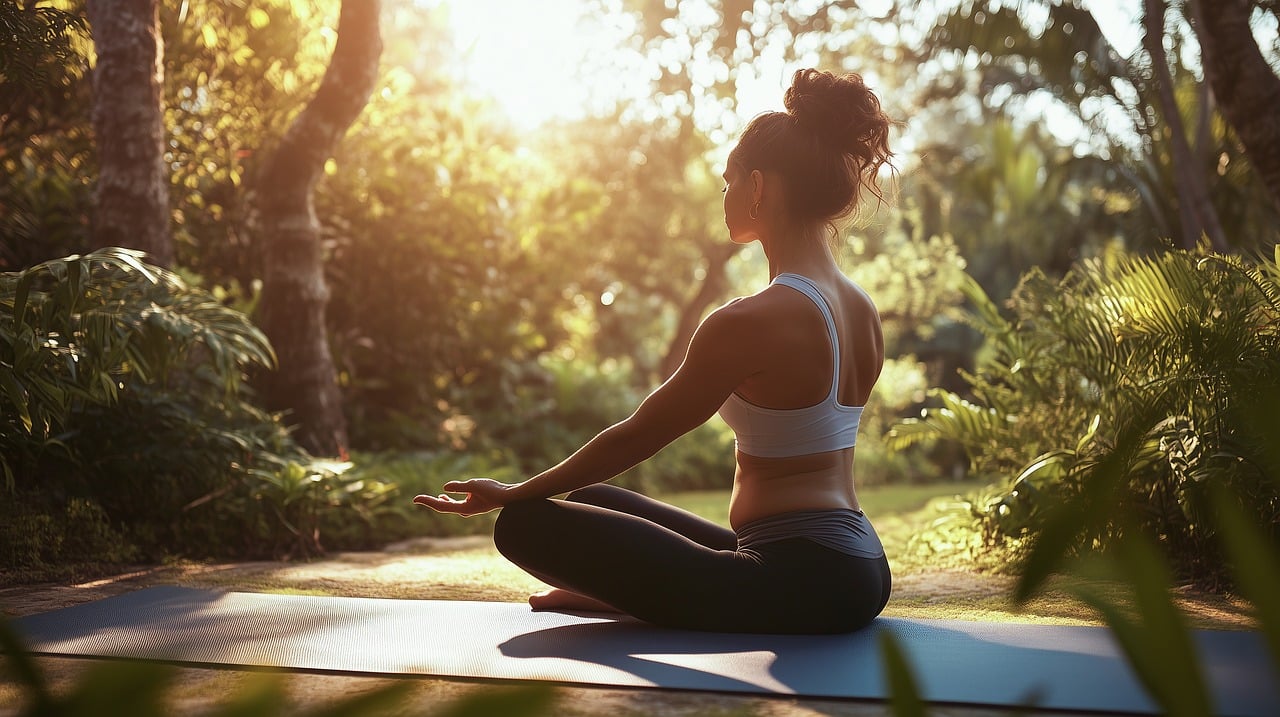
[722,270,884,529]
[732,272,883,410]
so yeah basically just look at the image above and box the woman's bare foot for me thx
[528,588,621,614]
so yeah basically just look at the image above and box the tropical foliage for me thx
[0,249,372,570]
[0,249,271,481]
[889,245,1280,585]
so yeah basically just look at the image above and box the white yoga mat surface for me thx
[11,586,1277,715]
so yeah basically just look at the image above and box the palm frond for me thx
[885,388,1011,453]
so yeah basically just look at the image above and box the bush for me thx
[0,249,374,568]
[0,498,138,582]
[889,245,1280,585]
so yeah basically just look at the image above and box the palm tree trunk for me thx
[254,1,382,456]
[86,0,173,266]
[1142,0,1228,252]
[1189,0,1280,219]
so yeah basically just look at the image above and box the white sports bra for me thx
[717,273,864,458]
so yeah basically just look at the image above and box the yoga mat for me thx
[9,586,1277,715]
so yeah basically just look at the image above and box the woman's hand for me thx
[412,478,516,517]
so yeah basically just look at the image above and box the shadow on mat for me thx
[500,615,1271,715]
[496,616,1167,714]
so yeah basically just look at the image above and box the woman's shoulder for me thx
[714,285,798,319]
[706,286,827,345]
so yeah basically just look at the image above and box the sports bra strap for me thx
[773,273,840,399]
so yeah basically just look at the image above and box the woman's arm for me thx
[416,304,757,513]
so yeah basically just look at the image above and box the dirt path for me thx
[0,538,1257,716]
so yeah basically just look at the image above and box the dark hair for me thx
[731,68,893,226]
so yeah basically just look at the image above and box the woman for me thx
[415,68,893,634]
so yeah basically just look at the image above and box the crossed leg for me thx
[493,483,890,633]
[491,483,769,628]
[518,484,737,613]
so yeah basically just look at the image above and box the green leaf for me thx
[1075,414,1101,454]
[65,256,83,312]
[1210,486,1280,677]
[201,22,218,49]
[883,416,940,452]
[1012,449,1073,486]
[879,631,927,717]
[104,247,159,284]
[309,459,354,475]
[300,681,414,717]
[1072,536,1211,717]
[0,364,33,433]
[12,270,32,324]
[427,685,556,717]
[0,619,53,709]
[202,673,288,717]
[62,659,175,717]
[97,371,120,403]
[1014,440,1128,603]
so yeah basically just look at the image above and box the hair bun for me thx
[783,69,890,162]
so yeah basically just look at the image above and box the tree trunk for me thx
[659,242,739,381]
[254,1,382,456]
[86,0,173,266]
[1189,0,1280,219]
[1141,0,1228,252]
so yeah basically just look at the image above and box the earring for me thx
[750,201,761,220]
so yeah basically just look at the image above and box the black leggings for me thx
[493,484,892,634]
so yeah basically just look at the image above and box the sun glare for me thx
[424,0,635,129]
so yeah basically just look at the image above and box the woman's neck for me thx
[765,224,839,281]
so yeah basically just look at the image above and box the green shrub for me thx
[0,249,377,567]
[0,498,138,581]
[889,245,1280,585]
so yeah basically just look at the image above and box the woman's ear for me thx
[750,169,765,204]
